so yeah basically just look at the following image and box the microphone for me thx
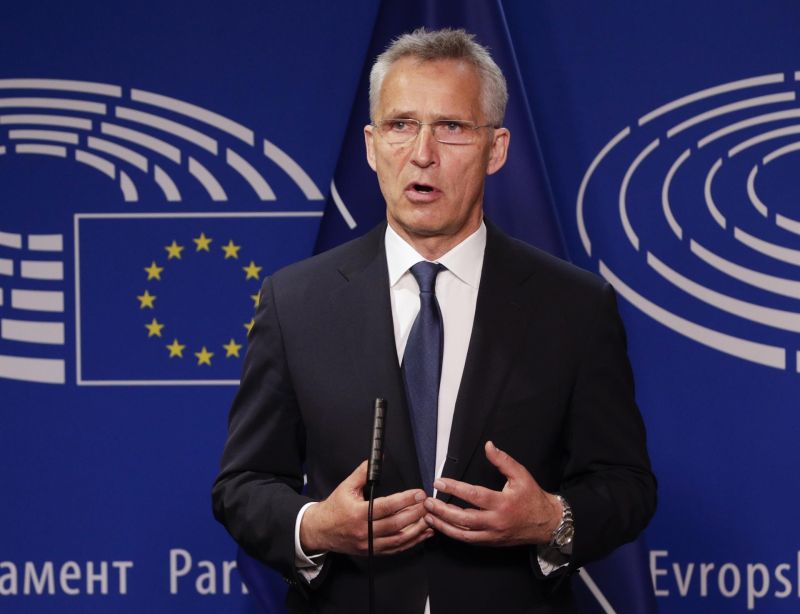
[367,398,387,485]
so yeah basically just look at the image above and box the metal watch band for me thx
[550,494,574,551]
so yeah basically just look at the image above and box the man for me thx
[213,28,656,613]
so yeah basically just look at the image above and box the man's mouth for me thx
[409,183,436,193]
[404,182,440,202]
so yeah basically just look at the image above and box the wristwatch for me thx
[549,495,574,554]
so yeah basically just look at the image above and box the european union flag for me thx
[76,212,315,385]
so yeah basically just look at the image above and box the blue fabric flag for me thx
[574,538,659,613]
[314,0,565,257]
[240,1,657,612]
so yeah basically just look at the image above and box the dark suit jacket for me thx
[212,221,656,614]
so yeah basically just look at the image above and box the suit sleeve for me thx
[211,275,316,588]
[558,282,657,567]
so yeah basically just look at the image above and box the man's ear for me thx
[364,124,377,171]
[486,128,510,176]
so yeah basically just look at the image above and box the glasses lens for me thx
[432,120,475,144]
[379,119,419,144]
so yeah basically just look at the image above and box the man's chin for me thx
[404,225,443,238]
[391,217,447,239]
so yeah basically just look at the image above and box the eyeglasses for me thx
[372,118,495,145]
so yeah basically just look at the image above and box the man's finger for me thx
[343,460,369,493]
[433,477,499,509]
[374,517,433,553]
[484,440,525,480]
[372,502,426,536]
[424,513,492,545]
[372,488,427,519]
[423,497,491,531]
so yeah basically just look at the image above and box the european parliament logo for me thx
[0,78,324,385]
[578,71,800,373]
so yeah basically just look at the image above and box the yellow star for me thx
[195,346,214,366]
[136,290,157,309]
[222,240,241,259]
[223,338,243,358]
[244,318,255,334]
[166,339,185,358]
[243,261,262,280]
[165,240,184,260]
[251,293,260,308]
[193,232,213,252]
[144,261,164,281]
[145,318,164,337]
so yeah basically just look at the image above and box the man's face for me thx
[364,57,509,252]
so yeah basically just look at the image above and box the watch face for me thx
[556,525,574,547]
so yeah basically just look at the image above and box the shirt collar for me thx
[385,221,486,288]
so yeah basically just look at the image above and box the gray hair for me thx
[368,27,508,127]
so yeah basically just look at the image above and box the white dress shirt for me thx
[385,221,485,484]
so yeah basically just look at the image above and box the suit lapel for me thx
[332,225,421,493]
[440,223,537,498]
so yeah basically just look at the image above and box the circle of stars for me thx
[137,232,262,366]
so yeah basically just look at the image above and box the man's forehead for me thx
[378,56,482,117]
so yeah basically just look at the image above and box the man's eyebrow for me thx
[381,110,418,119]
[430,115,474,122]
[381,111,476,122]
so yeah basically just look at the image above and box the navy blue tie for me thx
[402,261,445,496]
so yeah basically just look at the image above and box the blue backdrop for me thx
[2,1,799,612]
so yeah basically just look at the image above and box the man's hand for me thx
[300,460,433,556]
[423,441,562,547]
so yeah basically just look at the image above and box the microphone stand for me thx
[366,398,386,614]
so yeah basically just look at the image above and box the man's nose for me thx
[410,124,437,167]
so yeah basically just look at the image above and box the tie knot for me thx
[410,261,444,294]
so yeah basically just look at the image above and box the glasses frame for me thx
[372,118,496,145]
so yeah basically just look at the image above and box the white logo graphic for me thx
[577,72,800,372]
[0,77,325,384]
